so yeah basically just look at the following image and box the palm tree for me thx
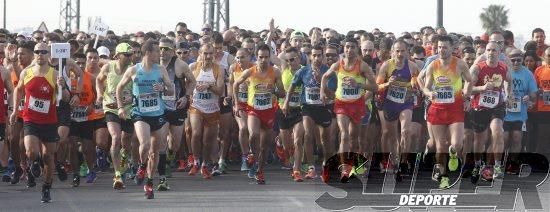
[479,4,509,34]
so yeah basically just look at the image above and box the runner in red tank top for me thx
[467,41,513,183]
[9,43,70,203]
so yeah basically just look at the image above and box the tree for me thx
[479,4,509,34]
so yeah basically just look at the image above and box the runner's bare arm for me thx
[116,66,136,109]
[66,58,84,93]
[504,66,514,99]
[159,66,175,96]
[360,61,378,92]
[233,68,253,106]
[457,60,473,97]
[228,64,236,98]
[177,59,196,97]
[1,67,14,109]
[422,62,435,98]
[95,64,109,102]
[321,63,338,102]
[273,67,285,98]
[409,60,420,90]
[376,61,390,92]
[469,65,484,94]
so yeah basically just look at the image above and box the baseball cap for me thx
[97,46,110,58]
[115,43,132,55]
[290,31,305,40]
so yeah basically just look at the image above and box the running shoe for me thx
[246,154,255,167]
[177,160,187,172]
[248,164,257,179]
[240,155,249,171]
[201,165,212,179]
[439,176,450,189]
[432,164,442,182]
[79,163,88,177]
[493,165,504,179]
[96,149,108,171]
[292,170,303,182]
[471,165,480,184]
[41,184,52,203]
[448,146,459,172]
[157,178,169,191]
[27,168,37,188]
[113,175,125,190]
[30,161,41,178]
[56,162,68,181]
[71,175,80,187]
[144,181,154,199]
[305,166,317,179]
[218,161,228,174]
[188,164,199,176]
[255,171,265,184]
[321,165,329,183]
[86,171,97,183]
[211,164,222,177]
[10,167,23,185]
[481,166,493,182]
[187,154,195,169]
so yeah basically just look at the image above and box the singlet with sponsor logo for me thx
[430,57,463,111]
[279,66,302,107]
[131,63,164,117]
[247,66,278,110]
[335,59,365,102]
[22,66,57,124]
[70,71,94,122]
[471,61,508,110]
[233,63,250,103]
[190,62,220,114]
[382,58,415,105]
[103,61,132,115]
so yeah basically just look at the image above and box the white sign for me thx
[91,21,109,37]
[51,43,71,59]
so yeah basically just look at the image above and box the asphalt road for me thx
[1,163,549,212]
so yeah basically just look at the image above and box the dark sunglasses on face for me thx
[511,59,522,63]
[202,28,211,32]
[414,57,425,61]
[325,53,338,57]
[286,57,297,63]
[34,50,49,55]
[176,50,189,55]
[122,53,134,57]
[177,31,186,35]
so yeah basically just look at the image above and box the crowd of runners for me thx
[0,19,549,202]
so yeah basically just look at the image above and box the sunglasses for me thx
[176,50,189,55]
[286,56,298,63]
[325,53,338,58]
[491,40,504,44]
[122,53,134,57]
[177,31,186,35]
[202,28,211,32]
[511,59,522,63]
[34,37,43,41]
[34,50,49,55]
[160,47,173,51]
[414,57,425,61]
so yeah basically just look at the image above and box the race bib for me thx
[138,92,160,113]
[543,91,550,105]
[506,97,521,113]
[305,87,322,105]
[386,86,407,104]
[71,106,88,122]
[341,84,360,100]
[253,93,272,110]
[288,92,301,107]
[162,94,176,101]
[28,96,50,114]
[479,90,500,108]
[434,86,455,104]
[237,92,248,103]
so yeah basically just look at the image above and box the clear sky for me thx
[3,0,549,41]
